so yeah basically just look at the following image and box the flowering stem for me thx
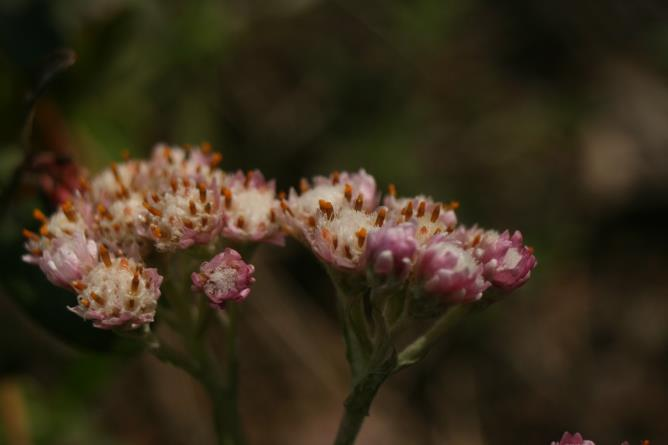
[333,364,393,445]
[219,303,243,445]
[333,283,396,445]
[395,304,471,370]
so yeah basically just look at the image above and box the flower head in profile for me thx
[365,220,417,279]
[280,169,378,241]
[550,432,595,445]
[69,250,162,329]
[220,170,284,245]
[22,202,98,288]
[452,227,537,291]
[476,230,537,290]
[306,203,386,272]
[191,248,255,309]
[384,192,458,245]
[414,237,490,304]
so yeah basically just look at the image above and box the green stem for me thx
[395,304,471,371]
[221,303,243,445]
[333,367,392,445]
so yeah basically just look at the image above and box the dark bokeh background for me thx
[1,0,668,444]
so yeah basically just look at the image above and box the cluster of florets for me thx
[548,431,633,445]
[191,248,255,309]
[278,171,537,307]
[23,143,275,329]
[550,432,596,445]
[23,145,536,329]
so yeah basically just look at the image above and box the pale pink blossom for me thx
[475,230,537,291]
[139,174,223,251]
[550,432,595,445]
[415,238,490,303]
[24,232,98,288]
[365,221,417,279]
[281,169,379,241]
[306,205,387,271]
[383,194,458,245]
[22,200,98,288]
[191,248,255,308]
[220,170,284,245]
[69,256,162,329]
[148,143,223,187]
[93,192,150,259]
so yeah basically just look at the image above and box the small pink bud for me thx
[191,248,255,308]
[415,239,489,303]
[476,230,537,291]
[550,432,595,445]
[365,222,417,279]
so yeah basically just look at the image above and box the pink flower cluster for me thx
[551,432,596,445]
[23,143,281,329]
[549,431,635,445]
[278,171,537,305]
[23,146,536,328]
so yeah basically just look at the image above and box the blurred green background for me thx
[1,0,668,444]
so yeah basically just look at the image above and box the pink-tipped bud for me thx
[23,232,99,289]
[365,222,418,279]
[476,230,537,291]
[415,239,489,303]
[550,432,595,445]
[191,248,255,308]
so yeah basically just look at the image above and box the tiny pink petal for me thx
[191,248,255,309]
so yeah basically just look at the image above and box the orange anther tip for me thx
[33,209,47,223]
[22,228,40,241]
[210,152,223,168]
[354,194,364,211]
[344,184,352,201]
[319,200,334,218]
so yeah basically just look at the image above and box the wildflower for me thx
[281,169,378,240]
[452,227,537,291]
[22,202,98,288]
[415,237,489,303]
[23,231,98,288]
[191,248,255,308]
[365,221,418,279]
[69,253,163,329]
[139,174,223,251]
[93,192,150,259]
[88,159,150,202]
[384,194,458,245]
[550,432,595,445]
[148,143,224,187]
[475,230,536,290]
[306,204,386,271]
[220,170,284,245]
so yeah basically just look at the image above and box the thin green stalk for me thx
[333,366,392,445]
[221,303,244,445]
[395,304,471,371]
[332,294,473,445]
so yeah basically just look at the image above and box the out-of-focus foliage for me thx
[1,0,668,444]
